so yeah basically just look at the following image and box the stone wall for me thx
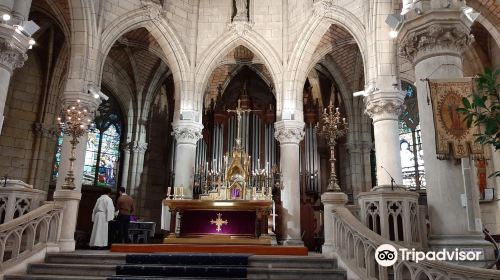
[0,54,45,189]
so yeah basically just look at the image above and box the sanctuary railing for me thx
[331,206,500,280]
[0,202,63,271]
[0,180,47,224]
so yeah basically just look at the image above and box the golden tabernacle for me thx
[163,98,281,245]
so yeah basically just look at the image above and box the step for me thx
[46,252,126,265]
[247,267,347,280]
[248,255,336,269]
[116,264,247,278]
[108,277,246,280]
[28,263,117,277]
[5,275,106,280]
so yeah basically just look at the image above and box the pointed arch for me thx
[98,7,190,114]
[285,5,367,117]
[194,30,283,114]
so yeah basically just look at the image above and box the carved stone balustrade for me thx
[358,188,422,249]
[328,206,500,280]
[0,180,47,224]
[0,202,63,272]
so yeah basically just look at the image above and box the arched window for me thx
[399,81,426,190]
[51,96,123,188]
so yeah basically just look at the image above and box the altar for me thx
[163,199,273,245]
[162,98,281,246]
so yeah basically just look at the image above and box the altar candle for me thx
[181,187,184,197]
[167,187,171,198]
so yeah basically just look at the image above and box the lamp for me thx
[2,13,10,21]
[18,20,39,37]
[88,87,109,101]
[385,14,403,39]
[58,100,94,189]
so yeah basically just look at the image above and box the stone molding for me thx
[33,122,58,139]
[228,20,254,37]
[172,121,203,145]
[120,142,133,152]
[132,141,148,153]
[274,120,305,145]
[120,141,148,153]
[399,14,472,64]
[61,93,101,113]
[313,0,336,17]
[141,1,162,21]
[364,91,406,122]
[0,39,27,72]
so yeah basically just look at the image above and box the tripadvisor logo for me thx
[375,244,398,267]
[375,244,483,267]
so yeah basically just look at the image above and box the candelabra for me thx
[57,100,94,190]
[315,104,348,192]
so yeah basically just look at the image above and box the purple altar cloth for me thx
[181,210,256,236]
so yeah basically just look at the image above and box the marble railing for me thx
[332,206,500,280]
[0,202,63,271]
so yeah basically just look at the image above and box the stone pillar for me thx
[120,142,132,190]
[399,10,491,258]
[53,190,81,252]
[53,94,100,252]
[274,120,304,245]
[128,141,148,197]
[321,192,348,257]
[0,24,30,133]
[365,91,405,188]
[172,120,203,199]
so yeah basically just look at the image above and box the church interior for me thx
[0,0,500,279]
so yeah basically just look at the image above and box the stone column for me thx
[53,94,100,252]
[274,120,304,245]
[172,120,203,199]
[0,24,30,133]
[119,142,132,190]
[399,11,491,257]
[321,192,348,257]
[53,189,81,252]
[129,141,148,197]
[365,91,405,188]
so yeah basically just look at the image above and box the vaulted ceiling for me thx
[105,27,170,99]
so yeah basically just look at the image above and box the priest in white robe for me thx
[89,189,115,248]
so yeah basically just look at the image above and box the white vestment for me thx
[89,194,115,247]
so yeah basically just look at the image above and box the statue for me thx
[234,0,248,21]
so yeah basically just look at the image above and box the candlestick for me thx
[315,103,348,192]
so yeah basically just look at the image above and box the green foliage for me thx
[457,69,500,152]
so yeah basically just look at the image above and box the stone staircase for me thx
[4,251,347,280]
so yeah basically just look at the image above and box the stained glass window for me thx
[51,96,123,188]
[399,81,426,190]
[50,131,65,184]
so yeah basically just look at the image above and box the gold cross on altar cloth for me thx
[210,213,229,232]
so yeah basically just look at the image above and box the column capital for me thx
[131,141,148,153]
[32,122,58,139]
[61,91,101,113]
[364,90,406,122]
[398,10,472,64]
[274,120,305,144]
[120,141,133,152]
[0,24,30,73]
[172,120,203,145]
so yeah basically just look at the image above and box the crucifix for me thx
[227,98,253,149]
[210,213,229,232]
